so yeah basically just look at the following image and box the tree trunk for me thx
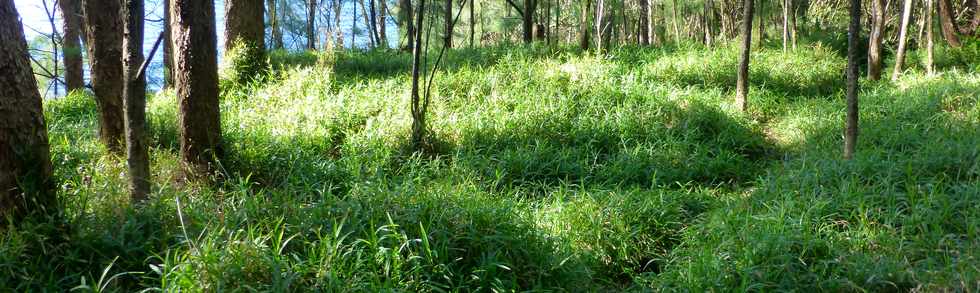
[360,0,375,48]
[379,0,388,47]
[782,0,790,51]
[639,0,649,45]
[704,0,713,46]
[868,0,884,81]
[736,0,753,112]
[225,0,266,52]
[0,0,56,221]
[470,0,475,46]
[523,0,535,43]
[123,0,149,201]
[410,0,427,149]
[926,0,935,74]
[579,0,592,49]
[757,0,765,46]
[164,0,174,89]
[308,0,317,50]
[891,0,913,81]
[789,0,797,49]
[59,0,84,92]
[937,0,964,47]
[172,0,223,176]
[401,0,415,51]
[369,0,380,46]
[82,0,126,153]
[844,0,861,159]
[446,0,453,47]
[268,0,284,49]
[671,0,679,43]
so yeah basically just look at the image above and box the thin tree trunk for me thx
[640,0,649,45]
[926,0,935,74]
[308,0,317,50]
[736,0,754,112]
[789,0,797,48]
[868,0,884,80]
[705,0,713,46]
[164,0,174,88]
[844,0,861,159]
[0,0,56,221]
[671,0,680,43]
[402,0,415,50]
[579,0,592,49]
[379,0,388,47]
[782,0,790,51]
[369,0,380,46]
[470,0,476,46]
[410,0,427,148]
[360,0,375,48]
[268,0,284,49]
[122,0,149,201]
[757,0,765,46]
[82,0,126,153]
[446,0,454,47]
[172,0,223,176]
[59,0,84,92]
[892,0,913,81]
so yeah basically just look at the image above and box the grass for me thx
[2,41,978,291]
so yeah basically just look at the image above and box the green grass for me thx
[3,42,978,291]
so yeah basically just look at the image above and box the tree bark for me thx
[308,0,317,50]
[360,0,375,48]
[736,0,753,112]
[0,0,56,221]
[868,0,884,81]
[926,0,935,74]
[844,0,861,160]
[782,0,790,51]
[82,0,126,153]
[123,0,149,201]
[639,0,649,45]
[59,0,84,92]
[446,0,454,47]
[172,0,223,176]
[164,0,174,89]
[892,0,913,81]
[225,0,266,52]
[523,0,535,43]
[671,0,679,43]
[369,0,380,46]
[379,0,388,47]
[470,0,475,46]
[401,0,415,51]
[410,0,427,149]
[268,0,284,49]
[579,0,592,49]
[936,0,980,47]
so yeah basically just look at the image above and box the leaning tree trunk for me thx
[59,0,84,92]
[736,0,754,112]
[123,0,149,201]
[868,0,885,81]
[891,0,913,81]
[225,0,266,53]
[172,0,223,176]
[844,0,861,160]
[0,0,56,222]
[82,0,126,153]
[936,0,980,48]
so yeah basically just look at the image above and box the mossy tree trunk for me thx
[0,0,56,222]
[225,0,266,53]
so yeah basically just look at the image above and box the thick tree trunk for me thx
[225,0,266,52]
[868,0,884,81]
[926,0,935,74]
[845,0,861,160]
[639,0,649,45]
[308,0,317,50]
[164,0,174,89]
[123,0,149,201]
[736,0,753,112]
[0,0,56,221]
[892,0,913,81]
[936,0,980,47]
[172,0,223,176]
[82,0,126,153]
[523,0,534,43]
[59,0,84,92]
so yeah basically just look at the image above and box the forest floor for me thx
[3,43,979,291]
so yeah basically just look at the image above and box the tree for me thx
[736,0,754,112]
[307,0,317,50]
[523,0,536,43]
[579,0,592,50]
[122,0,150,201]
[82,0,126,153]
[844,0,861,159]
[0,0,56,221]
[58,0,84,92]
[782,0,792,51]
[891,0,913,81]
[225,0,266,53]
[410,0,428,148]
[401,0,415,51]
[268,0,284,49]
[925,0,935,75]
[172,0,223,176]
[937,0,979,48]
[867,0,884,81]
[163,0,174,89]
[447,0,454,47]
[639,0,649,45]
